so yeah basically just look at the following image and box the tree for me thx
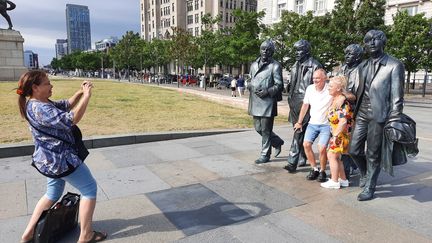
[50,58,61,71]
[265,11,337,71]
[111,31,142,79]
[329,0,363,63]
[170,27,194,83]
[388,11,430,92]
[194,13,221,76]
[354,0,387,36]
[228,9,266,73]
[149,39,171,75]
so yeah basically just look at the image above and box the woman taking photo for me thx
[321,76,354,189]
[17,71,106,243]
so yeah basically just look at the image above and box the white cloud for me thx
[6,0,140,66]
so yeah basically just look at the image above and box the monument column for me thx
[0,29,27,81]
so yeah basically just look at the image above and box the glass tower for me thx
[66,4,91,53]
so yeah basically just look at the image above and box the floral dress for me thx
[327,100,353,153]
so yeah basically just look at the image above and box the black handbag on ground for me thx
[33,192,81,243]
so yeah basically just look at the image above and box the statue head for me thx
[363,30,386,58]
[293,39,311,63]
[260,39,275,61]
[344,44,363,67]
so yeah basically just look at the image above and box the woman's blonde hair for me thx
[329,76,347,91]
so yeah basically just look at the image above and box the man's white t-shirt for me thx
[303,83,332,125]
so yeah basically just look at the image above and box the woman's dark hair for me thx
[17,70,47,120]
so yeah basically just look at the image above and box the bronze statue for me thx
[284,39,323,172]
[338,44,363,179]
[0,0,15,30]
[248,40,285,164]
[348,30,405,201]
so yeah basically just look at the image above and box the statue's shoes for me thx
[357,188,375,201]
[255,156,270,164]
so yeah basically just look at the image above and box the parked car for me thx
[217,77,233,89]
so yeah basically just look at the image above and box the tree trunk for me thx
[412,72,416,89]
[405,71,411,94]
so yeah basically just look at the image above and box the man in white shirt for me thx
[293,69,332,182]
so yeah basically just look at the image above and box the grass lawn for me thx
[0,79,284,144]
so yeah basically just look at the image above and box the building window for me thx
[314,0,325,13]
[188,28,193,34]
[234,0,236,9]
[230,0,233,9]
[187,15,193,24]
[220,0,223,7]
[172,16,175,25]
[172,3,174,11]
[187,1,193,11]
[226,12,229,22]
[240,1,243,10]
[195,27,199,36]
[400,5,418,16]
[201,0,204,7]
[152,21,154,28]
[195,0,199,10]
[152,9,154,17]
[295,0,304,14]
[229,13,232,22]
[195,13,199,23]
[226,0,228,8]
[277,3,286,18]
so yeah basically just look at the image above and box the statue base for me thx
[0,29,27,81]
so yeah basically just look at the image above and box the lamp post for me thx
[423,23,432,97]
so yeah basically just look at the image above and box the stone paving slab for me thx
[203,176,304,215]
[225,209,340,243]
[146,160,220,187]
[0,156,40,183]
[192,154,265,178]
[94,165,171,199]
[339,171,432,239]
[59,194,185,243]
[146,143,203,162]
[97,145,162,168]
[146,184,253,236]
[174,226,242,243]
[0,181,27,219]
[288,197,430,243]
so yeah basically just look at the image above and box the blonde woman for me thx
[321,76,354,189]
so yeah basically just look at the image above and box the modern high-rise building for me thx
[140,0,258,41]
[23,50,39,69]
[55,39,68,59]
[258,0,335,26]
[66,4,91,53]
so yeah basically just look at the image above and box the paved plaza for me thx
[0,83,431,242]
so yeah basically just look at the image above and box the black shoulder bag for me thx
[29,123,89,161]
[33,192,80,243]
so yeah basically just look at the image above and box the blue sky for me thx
[4,0,140,66]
